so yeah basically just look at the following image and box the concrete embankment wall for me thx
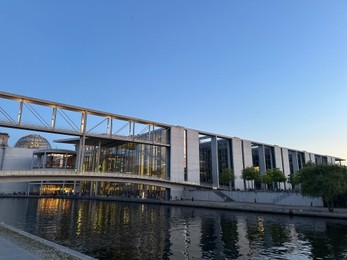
[183,190,324,207]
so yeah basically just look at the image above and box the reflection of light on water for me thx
[1,199,345,259]
[123,207,129,224]
[76,207,83,236]
[257,217,265,233]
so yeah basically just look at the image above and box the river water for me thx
[0,198,346,259]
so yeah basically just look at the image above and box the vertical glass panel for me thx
[264,146,275,170]
[251,144,259,167]
[217,138,231,173]
[288,151,294,174]
[199,134,212,185]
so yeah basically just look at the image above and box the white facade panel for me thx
[281,148,290,177]
[0,147,32,193]
[232,138,244,190]
[2,148,33,170]
[326,156,333,164]
[187,129,200,185]
[306,153,311,162]
[242,140,252,168]
[274,146,283,171]
[170,126,185,183]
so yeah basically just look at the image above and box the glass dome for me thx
[14,134,51,149]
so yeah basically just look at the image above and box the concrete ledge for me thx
[0,223,95,259]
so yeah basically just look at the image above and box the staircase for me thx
[213,189,234,202]
[273,192,292,204]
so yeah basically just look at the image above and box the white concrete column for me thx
[242,140,253,168]
[186,129,200,185]
[232,138,244,190]
[281,148,290,178]
[170,126,185,183]
[274,145,283,171]
[304,152,310,163]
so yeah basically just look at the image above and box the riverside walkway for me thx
[0,223,94,260]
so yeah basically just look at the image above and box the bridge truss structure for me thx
[0,91,171,171]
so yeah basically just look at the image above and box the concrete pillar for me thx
[186,129,200,185]
[304,152,310,163]
[97,141,101,172]
[242,140,252,168]
[211,136,219,188]
[232,138,244,190]
[281,148,290,178]
[274,145,283,171]
[170,126,185,183]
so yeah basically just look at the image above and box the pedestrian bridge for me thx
[0,170,203,189]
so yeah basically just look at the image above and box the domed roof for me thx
[14,134,51,149]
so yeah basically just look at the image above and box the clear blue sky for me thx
[0,1,346,162]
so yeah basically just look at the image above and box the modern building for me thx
[0,133,78,194]
[0,92,344,200]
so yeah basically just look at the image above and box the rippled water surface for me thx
[0,198,347,259]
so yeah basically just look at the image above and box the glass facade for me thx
[83,143,168,179]
[93,182,166,199]
[32,150,77,169]
[264,146,275,170]
[199,137,233,186]
[14,134,51,149]
[199,135,212,185]
[252,144,260,167]
[132,126,169,145]
[288,151,294,174]
[218,138,232,173]
[297,152,305,169]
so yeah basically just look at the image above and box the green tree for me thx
[263,168,286,190]
[262,170,272,189]
[294,163,347,212]
[242,167,260,190]
[220,168,235,190]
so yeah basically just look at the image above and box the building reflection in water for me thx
[0,198,346,259]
